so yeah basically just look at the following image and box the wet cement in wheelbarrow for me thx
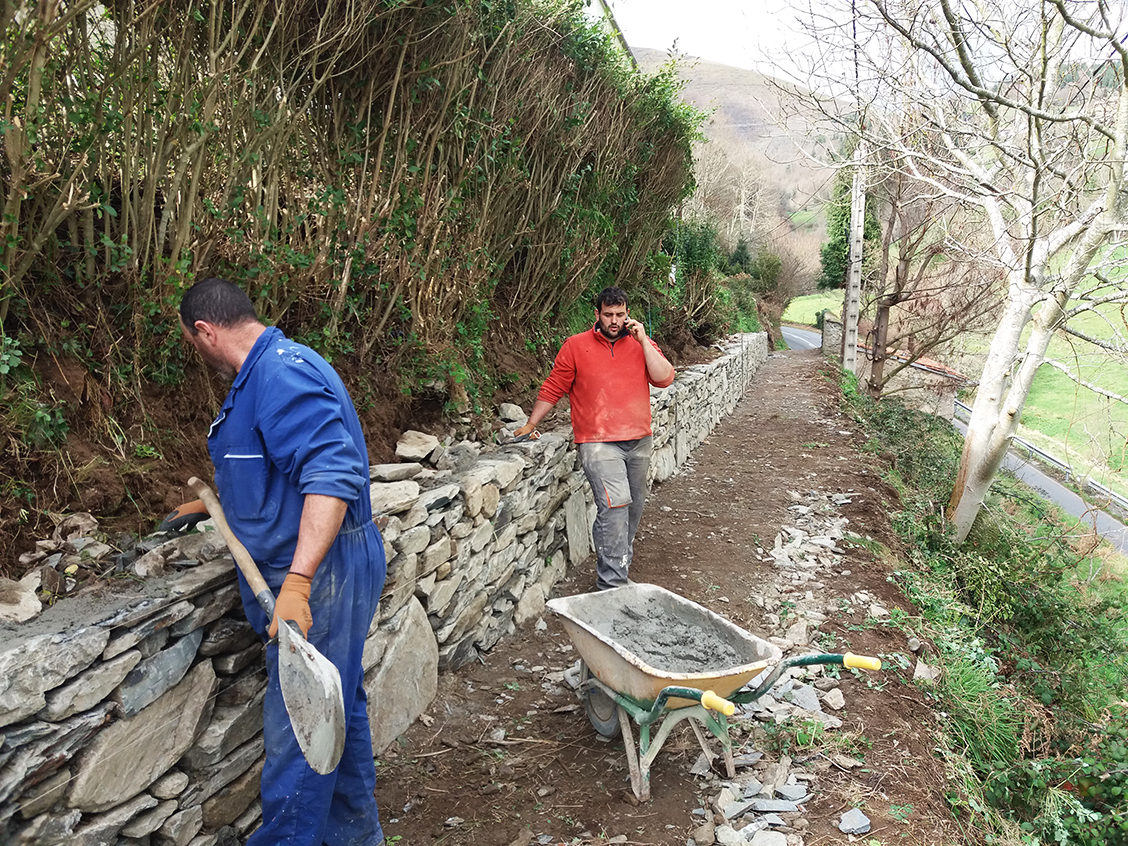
[609,599,749,673]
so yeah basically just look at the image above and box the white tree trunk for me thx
[949,280,1042,540]
[788,1,1128,543]
[816,0,1128,543]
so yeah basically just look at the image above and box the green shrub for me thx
[984,711,1128,846]
[718,275,764,333]
[4,0,704,417]
[843,379,1128,842]
[0,335,24,390]
[4,380,70,449]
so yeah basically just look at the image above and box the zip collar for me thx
[592,324,625,349]
[211,327,282,436]
[231,326,283,391]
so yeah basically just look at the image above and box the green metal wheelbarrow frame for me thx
[547,585,881,801]
[577,652,881,801]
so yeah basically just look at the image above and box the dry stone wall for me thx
[0,333,767,846]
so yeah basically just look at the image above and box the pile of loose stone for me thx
[3,512,179,622]
[675,489,877,845]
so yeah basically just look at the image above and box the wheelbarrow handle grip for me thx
[844,652,882,671]
[700,690,735,716]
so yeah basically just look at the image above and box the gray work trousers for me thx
[577,437,653,590]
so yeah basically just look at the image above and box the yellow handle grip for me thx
[844,653,882,671]
[700,690,735,716]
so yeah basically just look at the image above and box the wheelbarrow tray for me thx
[547,584,782,707]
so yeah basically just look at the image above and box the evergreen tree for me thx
[728,237,752,275]
[816,169,881,290]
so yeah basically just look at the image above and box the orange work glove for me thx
[157,499,209,533]
[269,573,313,639]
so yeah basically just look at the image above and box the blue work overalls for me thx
[208,327,386,846]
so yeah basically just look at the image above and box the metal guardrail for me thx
[953,400,1128,513]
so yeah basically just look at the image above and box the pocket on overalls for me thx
[222,449,269,521]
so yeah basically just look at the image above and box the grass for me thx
[1020,364,1128,485]
[782,292,842,325]
[941,654,1025,771]
[789,208,821,229]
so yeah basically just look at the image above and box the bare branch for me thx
[1042,357,1128,403]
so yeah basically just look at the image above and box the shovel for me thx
[188,477,346,775]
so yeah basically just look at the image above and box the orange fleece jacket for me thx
[537,326,675,444]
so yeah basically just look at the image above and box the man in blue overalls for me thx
[179,277,386,846]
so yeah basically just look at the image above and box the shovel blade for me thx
[277,621,347,775]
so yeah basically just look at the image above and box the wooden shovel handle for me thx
[187,477,276,618]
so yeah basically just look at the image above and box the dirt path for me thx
[377,349,963,845]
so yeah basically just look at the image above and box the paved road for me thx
[952,418,1128,553]
[781,323,1128,552]
[782,325,821,350]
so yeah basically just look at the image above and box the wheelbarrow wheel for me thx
[580,661,620,738]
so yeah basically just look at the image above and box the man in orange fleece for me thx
[514,287,675,589]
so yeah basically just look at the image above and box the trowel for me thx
[188,477,346,775]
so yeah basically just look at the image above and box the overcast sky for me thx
[604,0,813,74]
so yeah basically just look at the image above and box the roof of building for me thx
[858,345,971,382]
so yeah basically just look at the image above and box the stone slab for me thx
[0,627,111,727]
[116,628,204,717]
[371,462,423,482]
[365,597,438,753]
[68,661,217,812]
[202,755,264,829]
[41,650,141,721]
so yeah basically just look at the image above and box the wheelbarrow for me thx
[546,583,881,801]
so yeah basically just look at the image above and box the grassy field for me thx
[1026,307,1128,469]
[781,292,841,325]
[788,209,821,230]
[1001,303,1128,498]
[783,292,1128,499]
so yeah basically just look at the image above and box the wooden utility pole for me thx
[841,145,865,374]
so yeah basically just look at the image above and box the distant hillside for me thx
[634,46,839,231]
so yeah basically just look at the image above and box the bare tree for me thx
[863,166,1004,399]
[683,141,737,236]
[791,0,1128,542]
[683,140,779,250]
[728,152,777,244]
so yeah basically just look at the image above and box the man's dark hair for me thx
[594,286,628,310]
[179,278,259,334]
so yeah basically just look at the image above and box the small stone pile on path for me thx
[681,490,879,845]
